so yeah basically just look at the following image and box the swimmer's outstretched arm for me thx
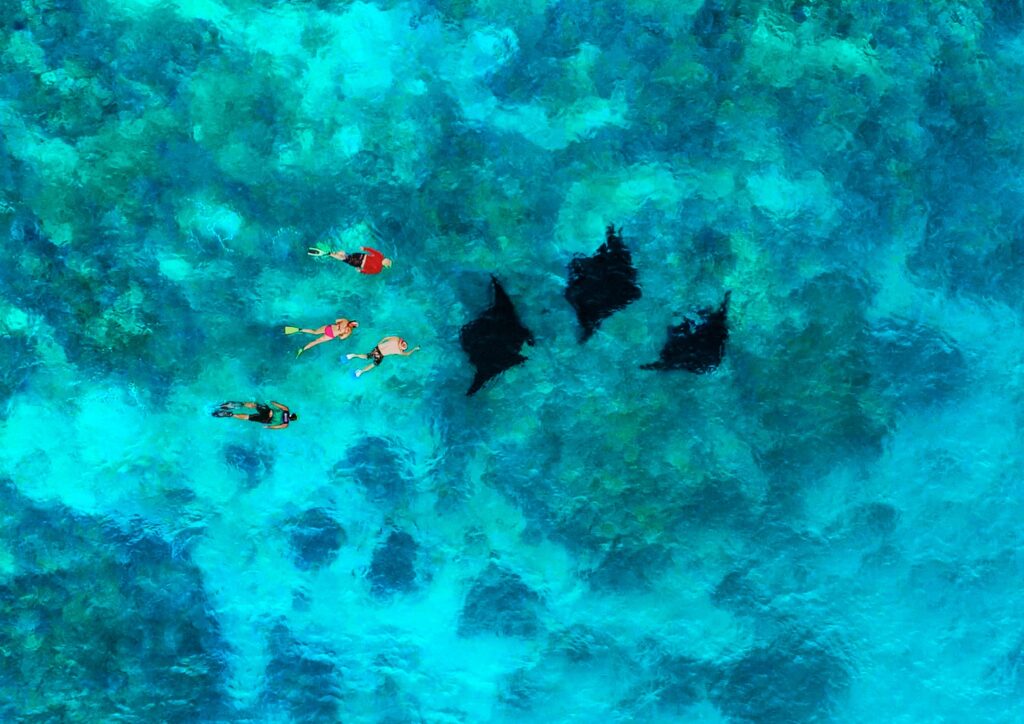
[270,401,289,411]
[265,423,288,430]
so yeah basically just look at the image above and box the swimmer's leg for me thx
[298,335,331,356]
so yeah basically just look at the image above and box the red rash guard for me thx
[360,247,385,274]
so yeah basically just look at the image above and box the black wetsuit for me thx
[248,404,274,424]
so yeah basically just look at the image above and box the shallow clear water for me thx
[3,0,1024,721]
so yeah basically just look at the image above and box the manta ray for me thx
[642,291,731,373]
[460,276,535,396]
[565,225,642,342]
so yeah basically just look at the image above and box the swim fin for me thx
[284,326,300,335]
[296,347,305,358]
[307,247,326,257]
[212,409,232,418]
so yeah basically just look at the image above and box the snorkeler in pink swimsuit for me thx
[293,319,358,357]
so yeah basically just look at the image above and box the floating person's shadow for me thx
[565,224,642,342]
[459,276,535,396]
[642,291,731,373]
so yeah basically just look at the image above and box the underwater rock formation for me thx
[0,480,229,721]
[458,563,543,638]
[335,436,413,505]
[223,443,273,489]
[368,531,419,597]
[709,633,849,723]
[564,224,642,341]
[641,291,731,373]
[286,508,346,572]
[585,542,672,591]
[258,624,344,721]
[459,276,535,396]
[0,335,36,407]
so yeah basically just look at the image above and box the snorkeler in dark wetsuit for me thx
[212,401,297,430]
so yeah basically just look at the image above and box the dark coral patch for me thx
[368,531,419,597]
[335,436,413,505]
[459,563,543,638]
[286,509,346,572]
[0,481,230,721]
[258,623,344,721]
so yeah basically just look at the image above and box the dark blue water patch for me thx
[486,50,562,107]
[497,667,538,711]
[0,334,37,407]
[690,226,737,277]
[0,480,230,721]
[709,633,850,723]
[540,0,628,52]
[587,17,673,100]
[822,502,901,562]
[676,476,756,531]
[373,673,419,722]
[286,508,347,572]
[223,443,274,489]
[626,654,710,717]
[711,567,771,614]
[258,623,344,722]
[367,531,419,597]
[335,436,413,505]
[1,215,207,398]
[692,0,729,47]
[988,0,1024,33]
[483,445,602,551]
[458,562,543,638]
[584,542,671,591]
[548,623,618,663]
[867,318,967,409]
[731,274,889,495]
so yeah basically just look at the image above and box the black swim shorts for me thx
[343,252,366,269]
[369,346,384,366]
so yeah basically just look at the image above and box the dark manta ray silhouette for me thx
[642,291,731,373]
[460,276,535,395]
[565,224,642,342]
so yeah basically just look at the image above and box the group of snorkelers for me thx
[213,243,419,430]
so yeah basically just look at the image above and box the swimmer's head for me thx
[383,258,393,269]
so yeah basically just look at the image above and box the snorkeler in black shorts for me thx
[212,401,297,430]
[345,336,421,378]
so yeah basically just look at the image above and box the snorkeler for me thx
[308,245,392,274]
[345,336,421,378]
[286,318,358,357]
[212,401,297,430]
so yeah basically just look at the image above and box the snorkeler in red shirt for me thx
[308,245,392,274]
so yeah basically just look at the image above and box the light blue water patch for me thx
[2,0,1024,721]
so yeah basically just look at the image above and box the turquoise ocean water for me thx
[3,0,1024,721]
